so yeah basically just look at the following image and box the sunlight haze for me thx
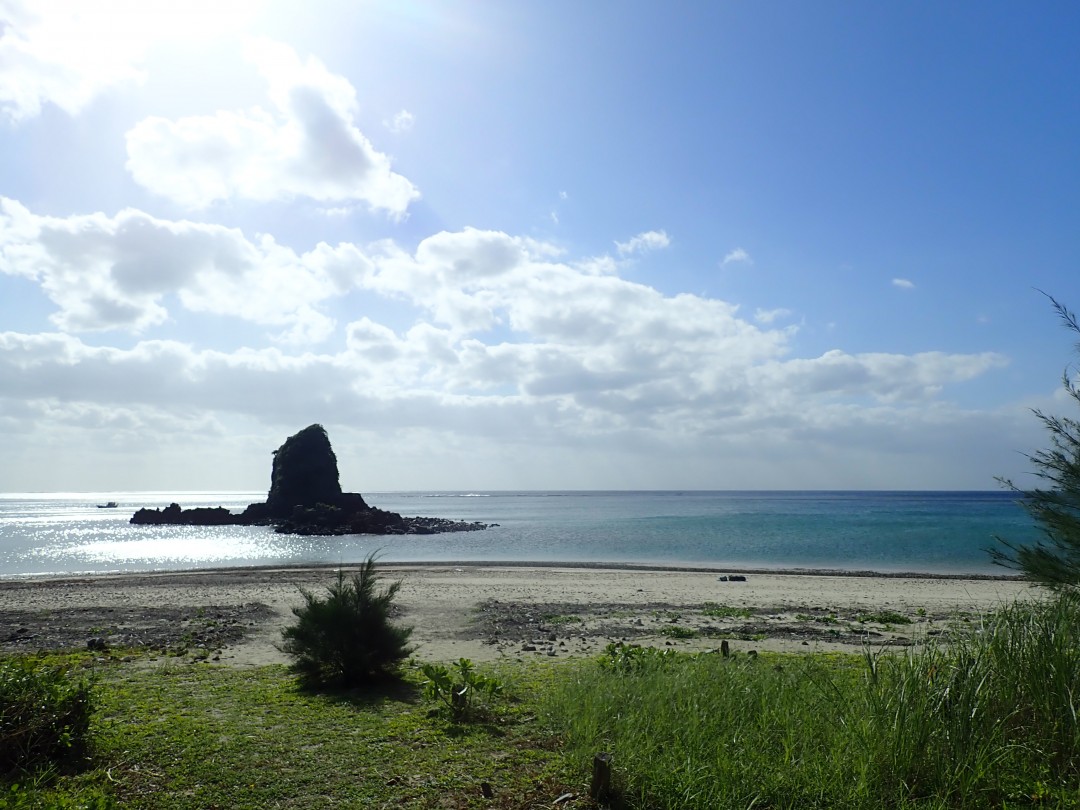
[1,1,1077,492]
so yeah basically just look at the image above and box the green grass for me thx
[542,594,1080,809]
[8,596,1080,809]
[2,659,580,809]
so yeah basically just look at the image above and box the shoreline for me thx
[0,558,1024,585]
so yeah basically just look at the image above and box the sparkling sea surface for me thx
[0,491,1039,579]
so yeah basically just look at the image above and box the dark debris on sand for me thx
[0,603,276,655]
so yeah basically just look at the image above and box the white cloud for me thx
[0,202,1021,489]
[615,230,670,256]
[755,307,792,324]
[0,323,1024,490]
[752,349,1007,404]
[723,247,752,265]
[0,328,1010,446]
[1,201,1009,423]
[893,278,915,290]
[0,0,258,123]
[384,109,415,133]
[0,197,367,341]
[125,39,419,216]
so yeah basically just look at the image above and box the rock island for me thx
[130,424,489,536]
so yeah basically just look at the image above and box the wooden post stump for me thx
[590,752,613,802]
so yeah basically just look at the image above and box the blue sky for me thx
[1,1,1077,492]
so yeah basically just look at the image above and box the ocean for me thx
[0,490,1039,579]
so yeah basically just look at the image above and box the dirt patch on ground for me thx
[0,603,276,659]
[464,599,960,659]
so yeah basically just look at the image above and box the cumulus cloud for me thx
[615,230,670,256]
[0,0,257,123]
[723,247,752,265]
[0,197,365,341]
[893,278,915,290]
[125,39,419,215]
[0,327,1010,448]
[0,200,1021,488]
[2,200,1008,425]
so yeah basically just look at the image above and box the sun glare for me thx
[21,1,262,65]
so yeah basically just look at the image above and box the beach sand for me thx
[0,563,1035,666]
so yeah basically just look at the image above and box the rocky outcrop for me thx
[265,424,350,518]
[129,424,488,536]
[131,504,240,526]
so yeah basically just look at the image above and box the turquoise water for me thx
[0,490,1038,578]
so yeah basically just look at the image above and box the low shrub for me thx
[0,658,94,776]
[420,658,503,720]
[597,642,683,672]
[281,556,414,688]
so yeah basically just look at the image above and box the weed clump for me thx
[420,658,503,720]
[281,556,414,688]
[0,657,95,776]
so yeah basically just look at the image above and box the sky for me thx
[1,1,1078,493]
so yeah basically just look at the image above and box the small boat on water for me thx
[97,501,118,509]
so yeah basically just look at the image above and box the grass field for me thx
[5,594,1080,809]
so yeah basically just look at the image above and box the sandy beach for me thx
[0,563,1035,666]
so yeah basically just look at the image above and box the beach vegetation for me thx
[9,595,1080,808]
[699,601,752,619]
[598,642,683,672]
[419,658,503,720]
[14,661,575,809]
[993,294,1080,590]
[544,593,1080,808]
[280,556,414,689]
[10,589,1080,808]
[0,657,95,778]
[857,609,912,625]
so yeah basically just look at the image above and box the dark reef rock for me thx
[265,424,350,518]
[131,503,240,526]
[129,424,488,536]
